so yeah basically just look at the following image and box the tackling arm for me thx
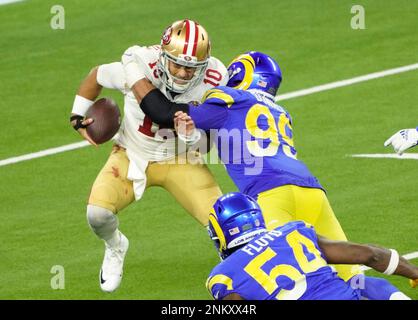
[317,236,418,281]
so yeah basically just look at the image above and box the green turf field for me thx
[0,0,417,299]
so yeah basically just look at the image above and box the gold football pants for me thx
[88,145,221,226]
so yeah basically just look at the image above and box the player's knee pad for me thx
[86,205,119,239]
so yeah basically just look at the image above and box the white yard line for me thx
[276,62,418,102]
[1,62,418,167]
[0,141,90,167]
[0,0,25,5]
[404,252,418,260]
[350,153,418,160]
[361,251,418,271]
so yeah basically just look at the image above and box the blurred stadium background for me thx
[0,0,417,299]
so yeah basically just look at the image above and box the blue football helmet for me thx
[226,51,282,98]
[208,192,266,260]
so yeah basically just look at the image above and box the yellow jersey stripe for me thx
[202,89,235,108]
[206,274,234,292]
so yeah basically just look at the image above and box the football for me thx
[85,98,121,144]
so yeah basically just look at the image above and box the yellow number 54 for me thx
[244,230,327,300]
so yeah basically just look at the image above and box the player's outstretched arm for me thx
[70,66,105,146]
[317,236,418,282]
[384,127,418,155]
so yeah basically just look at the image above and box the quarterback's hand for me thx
[174,111,201,145]
[384,128,418,155]
[174,111,196,137]
[411,279,418,288]
[70,116,98,147]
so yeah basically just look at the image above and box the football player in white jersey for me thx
[70,19,228,293]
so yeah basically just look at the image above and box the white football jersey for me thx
[97,45,228,161]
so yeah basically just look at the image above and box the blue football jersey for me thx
[189,87,322,198]
[206,221,361,300]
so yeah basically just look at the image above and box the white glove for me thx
[121,46,146,88]
[384,127,418,155]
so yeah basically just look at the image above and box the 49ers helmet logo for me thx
[162,26,172,45]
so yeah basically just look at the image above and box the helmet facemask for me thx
[157,51,208,93]
[207,225,224,261]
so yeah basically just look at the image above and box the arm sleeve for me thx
[97,62,126,92]
[139,89,189,128]
[189,103,228,130]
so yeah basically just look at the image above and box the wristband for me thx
[383,249,399,275]
[71,95,94,116]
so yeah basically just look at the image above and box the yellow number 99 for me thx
[245,104,296,159]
